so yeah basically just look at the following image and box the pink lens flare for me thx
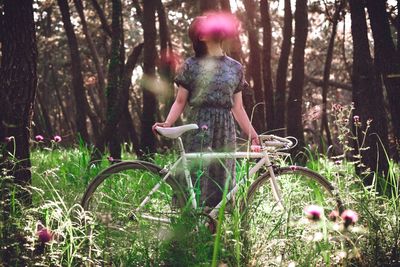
[190,11,241,41]
[159,48,182,73]
[304,205,324,221]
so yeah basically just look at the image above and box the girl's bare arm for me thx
[231,92,259,145]
[152,86,189,130]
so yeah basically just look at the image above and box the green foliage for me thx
[1,141,399,265]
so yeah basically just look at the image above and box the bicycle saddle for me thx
[155,124,199,139]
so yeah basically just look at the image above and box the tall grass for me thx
[0,135,399,265]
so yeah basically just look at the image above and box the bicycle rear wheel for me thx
[241,166,344,265]
[81,160,186,264]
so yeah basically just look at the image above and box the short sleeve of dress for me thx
[234,67,248,94]
[174,59,191,91]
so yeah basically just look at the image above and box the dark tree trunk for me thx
[366,0,400,161]
[74,0,107,115]
[92,0,124,160]
[320,0,345,151]
[275,0,292,136]
[220,0,231,11]
[243,0,265,132]
[0,0,37,202]
[349,0,389,185]
[199,0,219,13]
[261,0,274,131]
[0,0,37,263]
[287,0,308,149]
[157,0,175,115]
[120,43,144,156]
[90,0,112,37]
[141,0,158,155]
[57,0,90,143]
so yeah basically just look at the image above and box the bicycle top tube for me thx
[184,151,266,159]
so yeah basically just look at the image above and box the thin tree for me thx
[275,0,293,136]
[57,0,90,143]
[261,0,275,131]
[320,0,345,150]
[243,0,266,132]
[349,0,389,185]
[287,0,308,148]
[140,0,158,155]
[366,0,400,160]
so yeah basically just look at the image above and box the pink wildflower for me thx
[37,227,53,243]
[290,165,297,171]
[341,209,358,227]
[107,156,114,162]
[304,205,324,221]
[201,125,208,131]
[353,115,360,122]
[53,135,62,143]
[4,136,13,143]
[35,135,44,142]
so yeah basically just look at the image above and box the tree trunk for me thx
[57,0,90,143]
[243,0,265,132]
[140,0,158,155]
[74,0,107,115]
[366,0,400,161]
[220,0,231,11]
[0,0,37,202]
[261,0,274,131]
[92,0,124,161]
[0,0,37,263]
[90,0,112,37]
[199,0,219,13]
[349,0,389,185]
[320,0,345,151]
[275,0,292,136]
[287,0,308,148]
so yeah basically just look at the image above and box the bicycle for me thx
[81,124,344,261]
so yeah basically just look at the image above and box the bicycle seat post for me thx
[176,137,197,209]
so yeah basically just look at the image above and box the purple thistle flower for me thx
[353,115,360,122]
[341,209,358,227]
[304,205,324,221]
[4,136,13,143]
[107,156,114,162]
[35,135,44,142]
[201,125,208,131]
[53,135,62,143]
[37,227,53,243]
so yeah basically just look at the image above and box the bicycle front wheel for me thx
[81,160,185,264]
[241,166,344,264]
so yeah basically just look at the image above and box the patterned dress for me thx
[174,55,246,207]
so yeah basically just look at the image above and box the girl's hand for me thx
[152,122,172,135]
[250,136,261,152]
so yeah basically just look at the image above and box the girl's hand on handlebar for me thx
[250,136,261,152]
[152,122,172,135]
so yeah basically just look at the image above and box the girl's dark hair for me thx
[188,16,208,58]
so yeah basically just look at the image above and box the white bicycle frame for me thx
[136,134,293,221]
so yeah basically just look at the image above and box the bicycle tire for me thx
[81,160,186,263]
[240,166,344,264]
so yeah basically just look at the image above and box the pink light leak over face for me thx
[194,11,241,41]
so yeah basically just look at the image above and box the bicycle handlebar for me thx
[258,135,295,149]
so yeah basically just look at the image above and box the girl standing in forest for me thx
[153,12,259,208]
